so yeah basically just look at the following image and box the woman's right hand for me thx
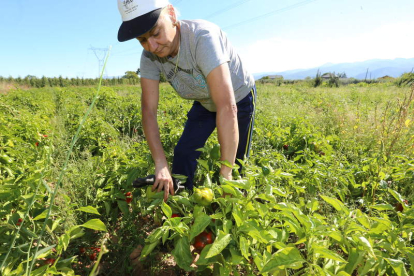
[152,165,174,202]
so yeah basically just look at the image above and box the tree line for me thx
[0,71,141,88]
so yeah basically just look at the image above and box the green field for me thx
[1,82,413,275]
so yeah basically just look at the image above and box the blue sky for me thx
[1,0,413,78]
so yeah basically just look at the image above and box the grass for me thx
[256,83,413,158]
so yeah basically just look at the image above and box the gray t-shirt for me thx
[140,19,255,112]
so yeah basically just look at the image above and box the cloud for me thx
[240,21,414,74]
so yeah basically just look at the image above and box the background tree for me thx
[122,71,139,84]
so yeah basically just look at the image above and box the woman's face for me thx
[137,10,179,58]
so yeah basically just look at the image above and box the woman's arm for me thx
[206,63,238,180]
[141,78,174,201]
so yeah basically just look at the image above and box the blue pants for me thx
[172,86,256,189]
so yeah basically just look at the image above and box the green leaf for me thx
[388,188,405,204]
[219,160,234,169]
[327,231,343,243]
[203,174,212,188]
[240,236,249,260]
[206,230,232,259]
[385,258,409,276]
[51,218,62,232]
[58,233,70,251]
[220,178,250,190]
[161,201,172,219]
[141,241,159,259]
[171,236,193,271]
[32,206,58,220]
[273,187,288,198]
[147,227,165,244]
[358,236,376,259]
[193,205,204,218]
[370,204,394,211]
[313,245,347,263]
[197,159,209,171]
[344,248,365,274]
[230,248,244,265]
[117,200,129,215]
[210,144,220,160]
[251,248,264,271]
[68,225,85,239]
[82,219,107,232]
[41,179,52,194]
[232,206,243,227]
[196,244,214,266]
[358,256,377,275]
[20,227,38,239]
[222,219,233,234]
[321,195,350,215]
[189,214,211,240]
[162,228,169,244]
[261,247,305,273]
[76,206,100,215]
[221,185,243,197]
[35,245,55,259]
[355,209,370,229]
[30,266,48,276]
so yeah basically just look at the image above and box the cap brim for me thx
[118,8,162,42]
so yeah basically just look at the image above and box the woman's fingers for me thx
[153,172,174,201]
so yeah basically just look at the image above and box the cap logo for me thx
[122,0,138,16]
[118,0,169,25]
[123,0,134,9]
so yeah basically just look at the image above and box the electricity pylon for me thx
[89,46,109,78]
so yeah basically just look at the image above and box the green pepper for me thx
[146,186,158,200]
[193,187,214,206]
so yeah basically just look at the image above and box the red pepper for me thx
[89,252,97,261]
[45,258,55,265]
[194,240,205,251]
[193,231,214,251]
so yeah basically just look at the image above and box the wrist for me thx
[220,165,232,180]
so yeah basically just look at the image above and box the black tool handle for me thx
[133,175,180,190]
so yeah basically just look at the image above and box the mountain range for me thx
[253,58,414,80]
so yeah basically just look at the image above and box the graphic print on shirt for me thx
[166,67,208,100]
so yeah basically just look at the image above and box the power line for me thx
[222,0,316,30]
[112,46,141,56]
[205,0,252,20]
[114,51,142,57]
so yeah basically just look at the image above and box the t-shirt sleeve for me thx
[195,29,230,78]
[140,51,161,80]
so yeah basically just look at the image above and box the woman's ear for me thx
[167,5,177,26]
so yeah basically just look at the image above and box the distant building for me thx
[321,73,335,79]
[266,75,284,80]
[377,75,394,80]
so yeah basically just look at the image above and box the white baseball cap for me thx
[117,0,169,42]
